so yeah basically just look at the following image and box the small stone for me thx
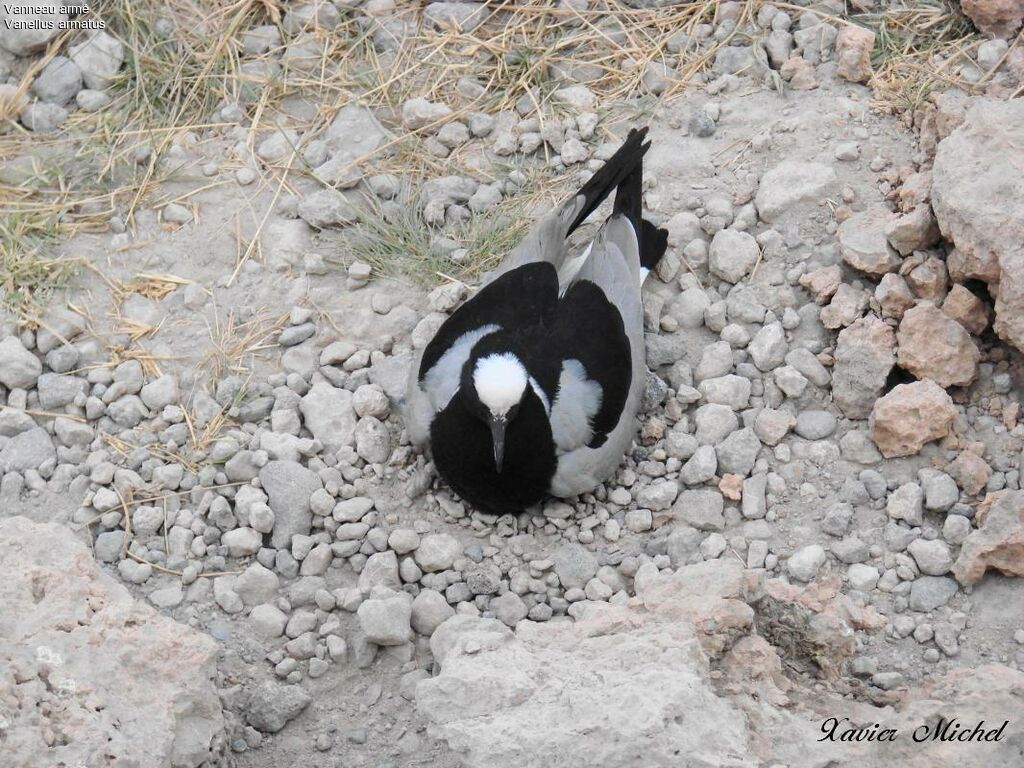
[787,544,826,582]
[32,56,83,105]
[673,490,725,531]
[414,534,461,572]
[0,337,42,389]
[924,473,960,512]
[888,482,925,526]
[65,31,124,91]
[411,589,454,636]
[908,539,954,576]
[402,97,452,130]
[909,576,958,612]
[489,592,528,627]
[839,205,900,276]
[795,410,837,440]
[357,596,412,646]
[709,229,759,284]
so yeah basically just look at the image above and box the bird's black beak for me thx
[488,417,506,473]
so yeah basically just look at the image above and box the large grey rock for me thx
[68,31,125,89]
[708,229,759,284]
[418,561,1021,768]
[234,562,280,606]
[415,572,821,768]
[259,461,323,549]
[411,588,455,636]
[0,517,224,766]
[243,681,311,734]
[297,189,358,228]
[357,595,412,645]
[908,576,958,612]
[358,551,401,592]
[672,489,725,531]
[832,315,896,419]
[325,104,390,154]
[551,543,598,590]
[414,533,461,572]
[907,539,954,576]
[748,322,787,371]
[300,381,357,453]
[887,482,924,526]
[755,161,837,223]
[715,428,761,476]
[0,426,55,472]
[787,544,826,582]
[32,56,82,105]
[0,336,42,388]
[838,205,900,276]
[694,403,739,444]
[424,2,488,32]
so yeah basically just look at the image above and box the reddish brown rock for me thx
[838,205,900,276]
[947,447,993,496]
[820,283,869,329]
[961,0,1024,37]
[993,251,1024,352]
[875,273,916,320]
[897,170,932,211]
[933,98,1024,350]
[799,264,842,305]
[833,315,897,419]
[952,490,1024,585]
[869,380,957,458]
[896,303,980,388]
[780,56,818,89]
[947,246,1001,285]
[885,205,940,255]
[903,255,949,303]
[719,474,743,501]
[942,284,991,335]
[835,24,875,83]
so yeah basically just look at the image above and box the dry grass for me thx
[331,194,529,286]
[0,0,993,301]
[0,212,82,318]
[201,304,289,379]
[860,1,983,112]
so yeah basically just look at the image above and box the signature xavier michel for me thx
[819,716,1010,744]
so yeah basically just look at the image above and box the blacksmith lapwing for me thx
[405,127,667,513]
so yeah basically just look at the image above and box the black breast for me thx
[430,388,556,514]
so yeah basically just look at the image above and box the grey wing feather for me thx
[549,213,647,497]
[564,213,644,335]
[481,192,589,283]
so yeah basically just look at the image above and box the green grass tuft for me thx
[332,196,529,288]
[0,212,80,317]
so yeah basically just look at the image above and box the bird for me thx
[404,127,667,514]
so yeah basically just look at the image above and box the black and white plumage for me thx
[405,128,667,513]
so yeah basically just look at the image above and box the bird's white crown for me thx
[473,353,528,418]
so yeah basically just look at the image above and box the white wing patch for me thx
[550,359,602,454]
[423,324,499,410]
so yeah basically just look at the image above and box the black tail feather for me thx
[610,130,668,274]
[567,127,650,235]
[640,219,668,272]
[612,152,643,237]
